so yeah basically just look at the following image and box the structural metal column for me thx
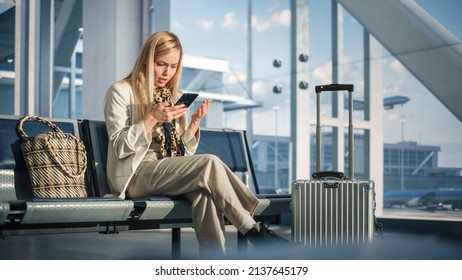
[82,0,142,120]
[290,0,310,181]
[364,32,384,215]
[331,1,345,174]
[14,0,54,117]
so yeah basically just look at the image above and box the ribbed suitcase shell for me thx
[291,179,376,246]
[292,84,378,247]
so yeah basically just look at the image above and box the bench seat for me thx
[0,170,12,225]
[135,197,192,220]
[1,168,133,225]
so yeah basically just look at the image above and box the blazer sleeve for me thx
[104,82,151,159]
[182,125,199,156]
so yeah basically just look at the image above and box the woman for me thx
[104,31,285,257]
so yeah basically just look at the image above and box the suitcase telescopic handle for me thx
[315,84,354,93]
[312,171,345,180]
[315,84,355,179]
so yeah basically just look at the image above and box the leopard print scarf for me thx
[153,86,185,158]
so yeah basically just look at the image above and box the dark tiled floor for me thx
[1,225,461,260]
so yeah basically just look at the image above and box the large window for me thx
[171,0,462,219]
[0,1,83,118]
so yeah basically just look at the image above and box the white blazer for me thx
[103,81,199,199]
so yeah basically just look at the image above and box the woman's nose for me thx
[162,67,170,76]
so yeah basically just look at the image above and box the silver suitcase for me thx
[291,84,380,247]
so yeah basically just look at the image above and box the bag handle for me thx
[44,133,87,178]
[17,115,63,141]
[17,115,87,178]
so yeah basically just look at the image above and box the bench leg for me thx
[99,222,119,234]
[172,228,181,259]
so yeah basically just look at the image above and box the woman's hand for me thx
[191,99,212,122]
[189,99,212,137]
[144,101,188,132]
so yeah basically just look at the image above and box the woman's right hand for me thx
[144,101,188,132]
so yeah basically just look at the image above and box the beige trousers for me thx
[126,154,259,256]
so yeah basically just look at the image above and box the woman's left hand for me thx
[189,99,212,137]
[191,99,212,122]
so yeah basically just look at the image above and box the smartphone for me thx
[175,93,198,108]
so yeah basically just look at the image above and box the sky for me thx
[170,0,462,168]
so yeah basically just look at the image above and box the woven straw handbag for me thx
[16,115,88,198]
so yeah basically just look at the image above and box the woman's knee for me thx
[196,154,223,167]
[196,153,220,162]
[195,154,231,177]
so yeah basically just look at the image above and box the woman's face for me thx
[153,49,181,87]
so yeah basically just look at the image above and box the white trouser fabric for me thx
[126,154,259,256]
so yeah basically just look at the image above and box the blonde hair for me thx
[124,31,184,125]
